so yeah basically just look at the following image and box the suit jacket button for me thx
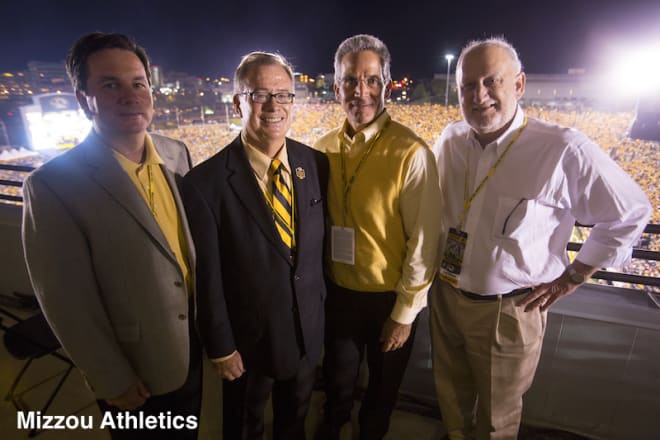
[294,275,301,281]
[178,314,187,320]
[174,281,183,287]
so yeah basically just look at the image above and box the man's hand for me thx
[517,277,579,312]
[211,351,245,381]
[106,381,151,410]
[517,260,596,312]
[379,318,412,352]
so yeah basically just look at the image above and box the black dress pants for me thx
[97,312,203,440]
[321,282,417,440]
[222,356,316,440]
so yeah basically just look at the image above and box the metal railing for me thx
[568,223,660,288]
[1,161,659,289]
[0,164,34,203]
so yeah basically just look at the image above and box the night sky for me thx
[2,0,659,78]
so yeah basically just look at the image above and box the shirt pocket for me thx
[492,196,534,240]
[491,196,539,282]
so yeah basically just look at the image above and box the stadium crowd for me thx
[1,103,658,285]
[160,104,659,226]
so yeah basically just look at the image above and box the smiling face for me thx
[458,45,526,145]
[334,50,391,135]
[234,63,294,156]
[76,48,154,139]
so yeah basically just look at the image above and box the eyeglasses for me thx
[339,76,383,90]
[460,72,522,93]
[241,91,295,104]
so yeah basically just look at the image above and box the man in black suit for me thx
[182,52,328,440]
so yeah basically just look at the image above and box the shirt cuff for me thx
[577,240,633,269]
[390,294,425,324]
[210,350,237,363]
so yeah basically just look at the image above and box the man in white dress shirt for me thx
[431,37,652,439]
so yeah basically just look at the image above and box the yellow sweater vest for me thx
[316,114,425,292]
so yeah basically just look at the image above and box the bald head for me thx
[456,38,522,86]
[456,38,526,146]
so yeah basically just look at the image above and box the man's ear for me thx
[233,94,243,117]
[384,80,393,99]
[333,83,341,103]
[75,90,93,119]
[515,72,526,100]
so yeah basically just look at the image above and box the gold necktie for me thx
[270,159,294,249]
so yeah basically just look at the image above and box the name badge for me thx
[331,226,355,265]
[438,227,468,287]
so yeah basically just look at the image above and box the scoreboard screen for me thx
[20,93,91,151]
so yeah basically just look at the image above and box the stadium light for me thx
[605,43,660,98]
[445,54,455,107]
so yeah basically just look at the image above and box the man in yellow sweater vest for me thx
[314,34,442,440]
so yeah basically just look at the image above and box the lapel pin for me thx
[295,167,306,180]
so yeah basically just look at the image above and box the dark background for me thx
[2,0,659,77]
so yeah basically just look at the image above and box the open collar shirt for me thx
[433,106,651,295]
[324,111,442,323]
[113,134,193,294]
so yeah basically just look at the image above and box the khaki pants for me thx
[430,280,546,440]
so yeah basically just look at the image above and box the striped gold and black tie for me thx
[270,159,294,249]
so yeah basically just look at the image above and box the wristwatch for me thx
[566,264,586,284]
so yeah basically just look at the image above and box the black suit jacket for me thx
[182,136,328,380]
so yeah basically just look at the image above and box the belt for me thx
[457,287,532,301]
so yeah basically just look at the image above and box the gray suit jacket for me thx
[22,130,196,399]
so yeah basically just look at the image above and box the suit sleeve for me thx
[182,175,237,359]
[22,173,138,399]
[313,149,330,215]
[183,141,193,172]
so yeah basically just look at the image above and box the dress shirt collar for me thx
[143,134,165,165]
[241,131,291,179]
[468,105,526,153]
[338,109,391,148]
[112,134,164,167]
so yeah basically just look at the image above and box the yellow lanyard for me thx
[459,117,528,228]
[339,120,390,225]
[138,164,156,217]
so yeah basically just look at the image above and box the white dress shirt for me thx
[433,106,652,295]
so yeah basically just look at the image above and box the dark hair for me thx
[66,32,152,92]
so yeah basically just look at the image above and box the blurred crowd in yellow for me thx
[1,104,658,284]
[161,104,659,225]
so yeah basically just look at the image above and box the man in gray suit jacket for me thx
[21,33,201,439]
